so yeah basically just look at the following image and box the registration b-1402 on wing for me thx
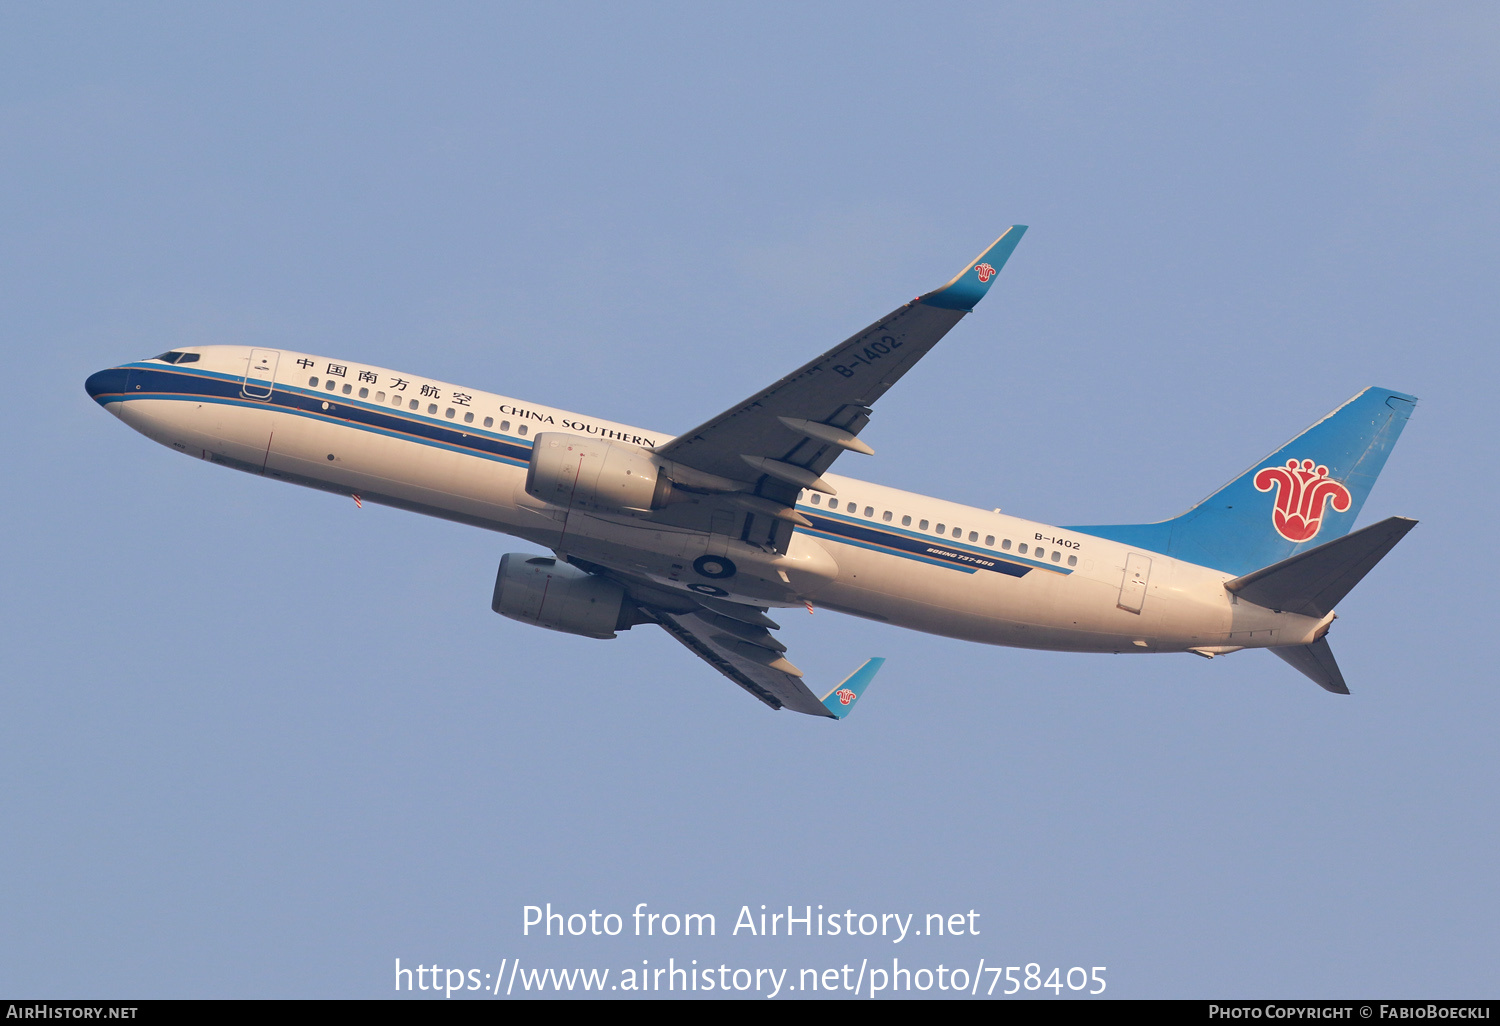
[85,227,1417,717]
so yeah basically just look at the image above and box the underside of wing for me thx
[644,606,836,717]
[656,299,965,487]
[646,228,1027,554]
[568,558,881,718]
[1271,637,1349,695]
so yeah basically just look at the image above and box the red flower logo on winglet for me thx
[975,263,997,283]
[1253,458,1353,543]
[835,688,856,706]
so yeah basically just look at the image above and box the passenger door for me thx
[241,349,279,400]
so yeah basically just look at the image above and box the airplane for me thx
[84,227,1418,719]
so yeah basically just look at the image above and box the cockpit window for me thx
[152,351,200,364]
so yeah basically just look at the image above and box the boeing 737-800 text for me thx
[85,228,1417,718]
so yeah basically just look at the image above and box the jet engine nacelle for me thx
[525,432,671,515]
[491,554,628,639]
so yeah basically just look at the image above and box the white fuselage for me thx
[98,346,1328,656]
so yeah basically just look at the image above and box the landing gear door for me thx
[1117,552,1152,614]
[242,349,280,400]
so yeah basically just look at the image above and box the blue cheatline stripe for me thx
[803,527,983,573]
[798,510,1069,578]
[113,365,1072,581]
[118,363,537,467]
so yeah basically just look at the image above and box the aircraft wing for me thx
[648,229,1026,550]
[642,604,883,718]
[564,557,881,718]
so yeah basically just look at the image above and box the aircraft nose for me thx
[85,367,129,406]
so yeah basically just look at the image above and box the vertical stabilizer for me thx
[1070,388,1416,576]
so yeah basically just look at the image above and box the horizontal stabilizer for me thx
[1226,516,1417,617]
[1271,638,1349,694]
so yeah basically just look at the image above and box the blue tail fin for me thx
[1068,388,1417,576]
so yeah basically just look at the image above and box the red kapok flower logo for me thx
[1253,458,1353,543]
[975,263,997,283]
[835,688,856,706]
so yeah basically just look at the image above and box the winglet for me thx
[819,657,885,719]
[920,226,1028,311]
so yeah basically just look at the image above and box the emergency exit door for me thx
[1117,552,1152,614]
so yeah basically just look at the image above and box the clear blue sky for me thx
[3,2,1496,998]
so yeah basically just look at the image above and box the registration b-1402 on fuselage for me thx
[84,227,1417,717]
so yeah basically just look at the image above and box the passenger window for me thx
[342,383,352,395]
[358,387,369,398]
[519,425,528,435]
[445,408,455,419]
[936,523,946,533]
[919,520,929,531]
[968,531,978,542]
[1036,548,1046,559]
[464,411,474,424]
[393,394,402,406]
[952,527,962,538]
[501,420,511,432]
[882,511,892,522]
[810,494,821,505]
[409,399,418,410]
[1052,550,1061,562]
[1002,539,1012,550]
[1067,555,1078,566]
[1018,543,1028,554]
[376,391,385,402]
[828,500,839,511]
[901,515,911,526]
[325,380,336,391]
[864,506,874,518]
[428,404,438,414]
[308,376,318,387]
[985,535,995,546]
[483,416,493,428]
